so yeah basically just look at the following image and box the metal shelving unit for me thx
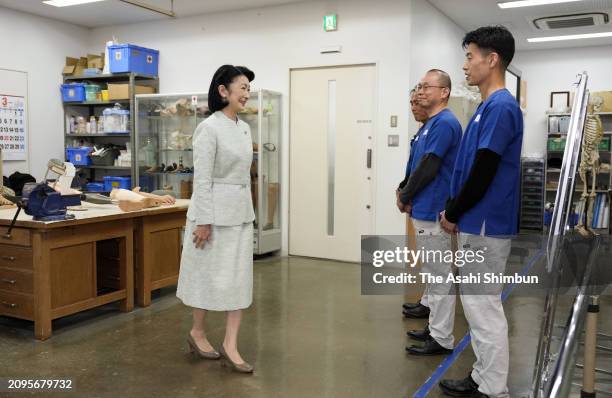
[545,110,612,232]
[520,158,545,231]
[63,73,159,189]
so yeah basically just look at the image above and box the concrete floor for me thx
[0,246,611,397]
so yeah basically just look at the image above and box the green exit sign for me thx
[324,14,337,32]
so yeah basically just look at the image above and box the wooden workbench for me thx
[0,200,188,340]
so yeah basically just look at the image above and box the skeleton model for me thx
[576,95,604,236]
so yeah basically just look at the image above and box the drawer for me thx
[0,245,33,271]
[0,290,33,320]
[0,268,33,294]
[0,228,31,247]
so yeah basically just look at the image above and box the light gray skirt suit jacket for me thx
[176,111,255,311]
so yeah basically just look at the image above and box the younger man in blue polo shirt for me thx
[398,69,461,356]
[439,26,523,398]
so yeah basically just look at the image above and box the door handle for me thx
[367,149,372,169]
[1,256,15,261]
[1,279,16,285]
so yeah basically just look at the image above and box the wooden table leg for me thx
[119,222,134,312]
[136,219,152,307]
[33,231,52,340]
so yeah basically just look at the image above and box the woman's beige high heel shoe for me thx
[187,334,220,360]
[219,346,254,373]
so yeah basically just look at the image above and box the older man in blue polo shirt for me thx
[399,88,432,320]
[439,26,523,398]
[398,69,461,356]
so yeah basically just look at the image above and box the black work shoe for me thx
[402,301,422,310]
[407,324,430,341]
[403,303,430,318]
[439,374,484,397]
[406,336,453,356]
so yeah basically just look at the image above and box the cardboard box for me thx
[62,57,78,76]
[75,57,88,76]
[87,53,104,70]
[107,83,156,100]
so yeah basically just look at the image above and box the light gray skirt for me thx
[176,221,253,311]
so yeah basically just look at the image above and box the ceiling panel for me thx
[0,0,305,28]
[428,0,612,50]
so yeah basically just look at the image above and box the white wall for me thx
[89,0,466,253]
[409,0,466,105]
[0,7,89,179]
[514,45,612,157]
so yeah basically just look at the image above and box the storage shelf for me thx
[547,169,611,174]
[64,73,158,82]
[548,150,610,154]
[547,112,612,116]
[79,165,131,170]
[548,132,612,136]
[142,172,194,176]
[64,100,129,106]
[65,133,130,137]
[142,115,206,120]
[546,188,608,193]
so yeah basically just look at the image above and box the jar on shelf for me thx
[103,103,130,133]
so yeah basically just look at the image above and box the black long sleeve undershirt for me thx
[399,153,442,205]
[445,149,501,224]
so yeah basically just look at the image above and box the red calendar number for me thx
[1,97,7,107]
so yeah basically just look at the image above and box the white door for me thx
[289,64,376,262]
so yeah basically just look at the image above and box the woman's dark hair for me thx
[462,25,515,69]
[208,65,255,113]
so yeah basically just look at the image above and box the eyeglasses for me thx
[416,83,447,91]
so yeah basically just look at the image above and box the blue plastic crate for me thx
[61,83,86,102]
[138,175,154,192]
[85,182,105,192]
[66,147,92,166]
[104,176,131,191]
[108,44,159,76]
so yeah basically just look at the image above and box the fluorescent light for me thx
[43,0,105,7]
[498,0,583,9]
[528,31,612,42]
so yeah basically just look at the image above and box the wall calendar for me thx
[0,94,26,160]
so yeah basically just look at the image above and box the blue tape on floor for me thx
[411,248,545,398]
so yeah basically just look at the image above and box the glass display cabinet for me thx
[134,90,281,254]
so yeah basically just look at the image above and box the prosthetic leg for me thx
[132,187,175,205]
[263,182,279,230]
[110,188,162,212]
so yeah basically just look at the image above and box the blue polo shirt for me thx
[408,108,461,222]
[405,125,425,178]
[450,88,523,236]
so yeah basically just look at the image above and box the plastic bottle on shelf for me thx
[90,116,97,135]
[69,116,76,134]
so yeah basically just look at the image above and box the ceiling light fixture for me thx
[528,31,612,42]
[498,0,584,9]
[43,0,105,6]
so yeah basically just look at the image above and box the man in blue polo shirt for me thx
[399,88,432,320]
[398,69,461,356]
[439,26,523,398]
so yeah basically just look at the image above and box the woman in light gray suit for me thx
[177,65,256,373]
